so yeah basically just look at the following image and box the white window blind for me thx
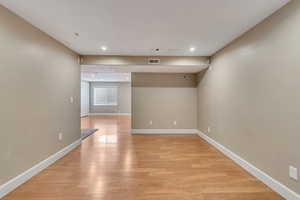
[94,87,118,106]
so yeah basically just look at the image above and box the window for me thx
[93,87,118,106]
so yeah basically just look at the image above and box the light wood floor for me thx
[3,115,283,200]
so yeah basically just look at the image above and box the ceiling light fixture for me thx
[101,46,107,51]
[189,47,196,52]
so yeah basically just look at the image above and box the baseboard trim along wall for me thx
[131,129,199,134]
[89,113,132,116]
[197,130,300,200]
[0,139,81,199]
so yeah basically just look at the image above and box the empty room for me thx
[0,0,299,200]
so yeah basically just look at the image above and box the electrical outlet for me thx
[58,133,63,141]
[208,127,211,133]
[173,121,177,126]
[149,120,153,125]
[70,96,74,104]
[289,166,298,181]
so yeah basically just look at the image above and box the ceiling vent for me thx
[148,58,160,65]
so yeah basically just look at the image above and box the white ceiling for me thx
[81,72,131,82]
[0,0,290,56]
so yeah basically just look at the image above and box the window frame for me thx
[93,86,118,106]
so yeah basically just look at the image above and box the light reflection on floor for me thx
[99,135,118,143]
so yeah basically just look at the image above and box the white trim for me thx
[131,129,199,134]
[89,113,132,116]
[0,139,81,199]
[197,130,300,200]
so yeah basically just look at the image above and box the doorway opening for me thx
[80,71,132,140]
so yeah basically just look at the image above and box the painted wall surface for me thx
[0,5,80,185]
[81,55,209,66]
[197,0,300,194]
[90,82,131,114]
[132,73,198,129]
[81,81,90,117]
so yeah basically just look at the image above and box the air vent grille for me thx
[148,58,160,64]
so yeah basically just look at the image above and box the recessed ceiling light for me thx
[101,46,107,51]
[190,47,196,52]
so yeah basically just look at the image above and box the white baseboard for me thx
[131,129,199,134]
[197,130,300,200]
[89,113,132,116]
[0,139,81,199]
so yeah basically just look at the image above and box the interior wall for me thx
[80,81,90,117]
[81,55,209,66]
[132,73,198,130]
[197,0,300,194]
[90,82,131,114]
[0,5,80,185]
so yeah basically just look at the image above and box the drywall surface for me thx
[197,0,300,194]
[0,5,80,185]
[132,73,197,129]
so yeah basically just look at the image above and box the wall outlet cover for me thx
[289,166,298,181]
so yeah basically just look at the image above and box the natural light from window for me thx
[94,87,118,106]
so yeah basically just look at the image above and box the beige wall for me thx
[90,82,131,114]
[0,5,80,185]
[197,0,300,194]
[132,73,197,129]
[81,55,209,66]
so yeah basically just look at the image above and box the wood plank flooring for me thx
[2,115,284,200]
